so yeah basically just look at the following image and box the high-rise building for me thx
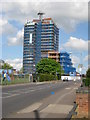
[23,21,42,74]
[23,17,59,74]
[41,18,59,58]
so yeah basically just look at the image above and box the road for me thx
[2,80,81,119]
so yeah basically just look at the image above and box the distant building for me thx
[48,51,76,75]
[23,17,59,74]
[48,51,60,63]
[60,52,76,74]
[0,59,5,68]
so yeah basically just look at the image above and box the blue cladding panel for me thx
[60,52,76,74]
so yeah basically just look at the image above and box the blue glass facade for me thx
[60,52,76,74]
[23,21,41,74]
[23,18,59,74]
[41,19,59,58]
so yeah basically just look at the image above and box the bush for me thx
[83,78,90,87]
[37,74,58,82]
[86,68,90,78]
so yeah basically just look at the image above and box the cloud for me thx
[0,19,8,26]
[71,55,80,65]
[83,66,88,74]
[69,55,80,72]
[84,55,90,62]
[70,54,88,73]
[63,37,88,51]
[84,55,88,61]
[0,18,17,36]
[2,2,88,32]
[8,28,24,46]
[5,58,23,70]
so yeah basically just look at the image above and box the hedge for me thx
[83,78,90,87]
[37,74,58,82]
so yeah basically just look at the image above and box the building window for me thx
[29,33,32,44]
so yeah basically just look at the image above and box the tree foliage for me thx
[86,68,90,78]
[2,63,13,69]
[36,58,64,75]
[19,67,23,73]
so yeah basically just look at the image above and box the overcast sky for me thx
[0,0,89,73]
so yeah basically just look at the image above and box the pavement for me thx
[2,80,60,88]
[2,80,81,119]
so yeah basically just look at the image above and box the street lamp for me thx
[56,70,58,80]
[33,64,36,82]
[78,64,83,86]
[69,51,83,86]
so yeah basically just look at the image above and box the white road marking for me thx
[6,85,50,93]
[73,87,78,90]
[3,85,50,98]
[17,102,42,114]
[7,88,33,93]
[23,90,35,93]
[2,93,20,99]
[2,92,11,94]
[2,87,44,97]
[3,89,36,96]
[40,88,75,118]
[74,83,77,84]
[65,87,71,90]
[3,83,56,95]
[40,104,73,114]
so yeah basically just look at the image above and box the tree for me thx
[36,58,64,76]
[86,68,90,78]
[19,67,24,73]
[2,63,13,69]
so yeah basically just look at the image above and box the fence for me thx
[0,74,30,85]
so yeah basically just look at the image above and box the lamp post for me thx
[69,51,83,86]
[0,60,4,85]
[33,64,36,82]
[36,72,38,82]
[56,70,57,80]
[78,64,83,86]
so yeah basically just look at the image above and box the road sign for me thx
[78,64,83,68]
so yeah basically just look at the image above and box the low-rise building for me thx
[60,52,76,75]
[48,51,76,75]
[48,51,60,62]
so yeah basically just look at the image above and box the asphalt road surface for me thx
[2,80,81,119]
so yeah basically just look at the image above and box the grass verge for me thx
[1,78,29,85]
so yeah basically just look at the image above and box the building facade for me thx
[48,51,76,75]
[41,18,59,58]
[23,21,42,74]
[23,18,59,74]
[48,51,60,63]
[60,52,76,74]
